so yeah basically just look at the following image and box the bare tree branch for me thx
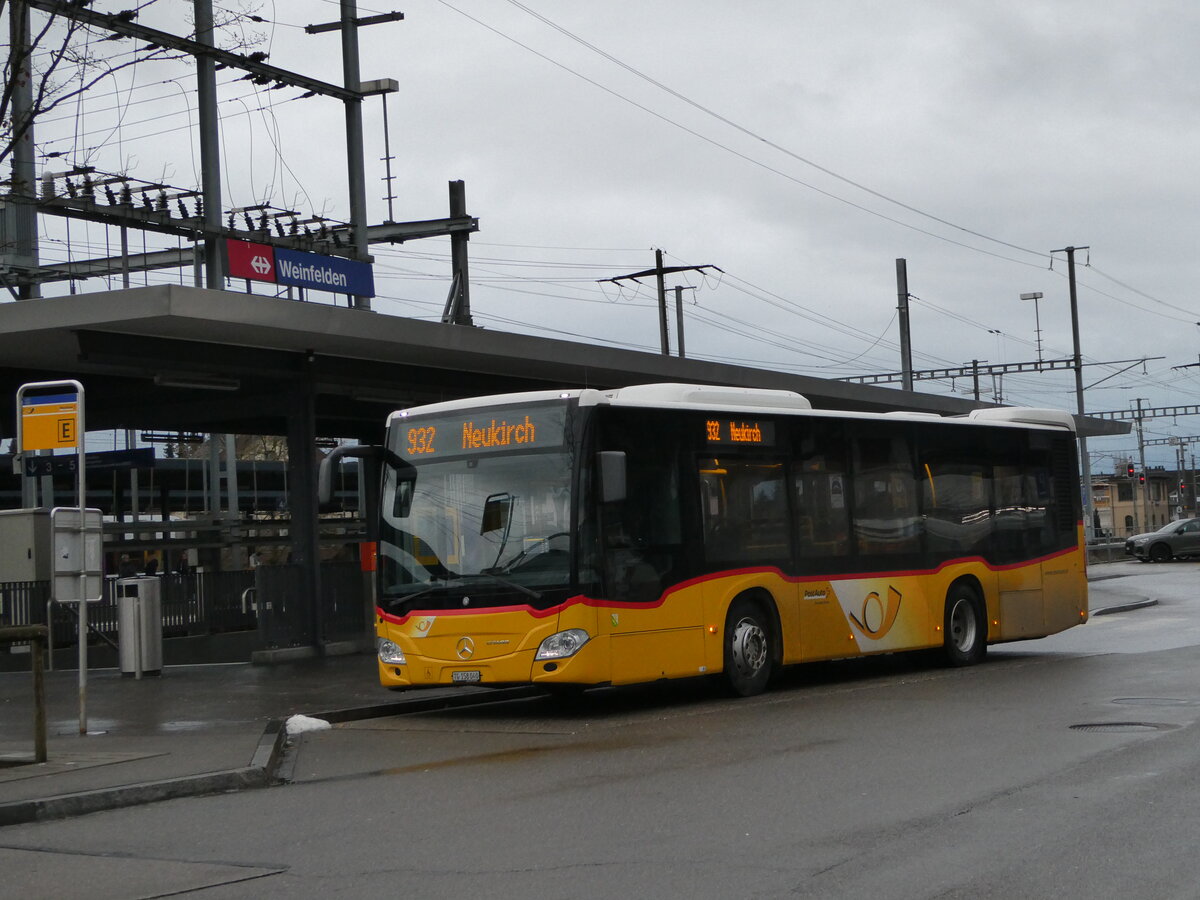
[2,1,265,172]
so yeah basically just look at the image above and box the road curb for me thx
[0,685,545,826]
[1091,597,1158,616]
[0,765,269,827]
[266,685,545,784]
[1087,572,1131,583]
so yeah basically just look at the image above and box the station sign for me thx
[23,447,155,477]
[275,248,375,297]
[225,238,374,297]
[227,238,276,283]
[20,391,79,451]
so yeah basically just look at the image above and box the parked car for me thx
[1125,518,1200,562]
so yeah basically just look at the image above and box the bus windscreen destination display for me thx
[397,406,567,458]
[705,418,775,446]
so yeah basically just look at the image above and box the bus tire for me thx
[943,583,986,667]
[723,599,773,696]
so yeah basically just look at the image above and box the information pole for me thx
[15,380,93,734]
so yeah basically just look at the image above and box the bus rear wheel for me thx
[943,584,986,667]
[723,600,773,696]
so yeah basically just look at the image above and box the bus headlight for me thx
[535,628,590,660]
[377,638,407,665]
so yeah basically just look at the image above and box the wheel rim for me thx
[730,615,768,678]
[948,598,977,653]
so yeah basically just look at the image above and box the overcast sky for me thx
[19,0,1200,469]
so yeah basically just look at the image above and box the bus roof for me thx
[388,383,1076,433]
[591,384,1075,432]
[593,382,813,411]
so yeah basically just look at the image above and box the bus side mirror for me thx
[597,451,627,504]
[319,444,386,536]
[320,444,368,505]
[481,492,513,534]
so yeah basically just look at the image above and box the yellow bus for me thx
[328,383,1087,697]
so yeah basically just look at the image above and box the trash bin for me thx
[117,576,162,676]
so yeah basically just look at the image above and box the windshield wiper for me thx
[491,531,570,574]
[384,571,540,607]
[382,574,462,609]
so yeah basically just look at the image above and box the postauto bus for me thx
[324,383,1086,697]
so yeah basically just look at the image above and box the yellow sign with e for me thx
[21,393,80,451]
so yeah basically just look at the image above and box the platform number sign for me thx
[20,391,79,451]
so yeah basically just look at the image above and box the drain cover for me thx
[1070,722,1168,734]
[1112,698,1199,707]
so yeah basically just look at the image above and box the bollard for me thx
[0,625,49,763]
[31,633,46,762]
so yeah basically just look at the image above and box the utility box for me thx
[0,508,51,582]
[117,576,162,676]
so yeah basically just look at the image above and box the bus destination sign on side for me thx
[705,418,775,446]
[397,407,567,459]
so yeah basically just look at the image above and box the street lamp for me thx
[360,78,400,224]
[1020,292,1044,366]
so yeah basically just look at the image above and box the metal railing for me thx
[1087,541,1131,566]
[0,563,368,656]
[254,561,368,648]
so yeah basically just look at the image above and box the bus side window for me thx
[919,455,990,557]
[794,429,850,560]
[699,457,788,562]
[850,431,923,556]
[993,465,1028,561]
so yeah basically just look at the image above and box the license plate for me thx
[451,670,481,683]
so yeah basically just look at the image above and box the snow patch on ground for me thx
[286,714,332,736]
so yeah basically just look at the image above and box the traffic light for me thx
[1127,462,1135,477]
[1182,481,1188,494]
[1139,472,1146,485]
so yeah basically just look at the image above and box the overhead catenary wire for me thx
[20,0,1197,430]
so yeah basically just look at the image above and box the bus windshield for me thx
[379,404,575,614]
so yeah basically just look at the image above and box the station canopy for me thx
[0,285,1129,442]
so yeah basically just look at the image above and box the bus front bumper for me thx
[376,635,608,689]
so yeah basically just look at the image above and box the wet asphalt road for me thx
[5,560,1200,899]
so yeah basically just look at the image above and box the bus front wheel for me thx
[723,600,773,696]
[943,584,986,666]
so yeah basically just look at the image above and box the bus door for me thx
[597,412,701,683]
[1036,436,1086,634]
[792,423,853,661]
[841,426,931,655]
[993,462,1045,638]
[697,451,796,658]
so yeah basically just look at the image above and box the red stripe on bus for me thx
[377,545,1081,625]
